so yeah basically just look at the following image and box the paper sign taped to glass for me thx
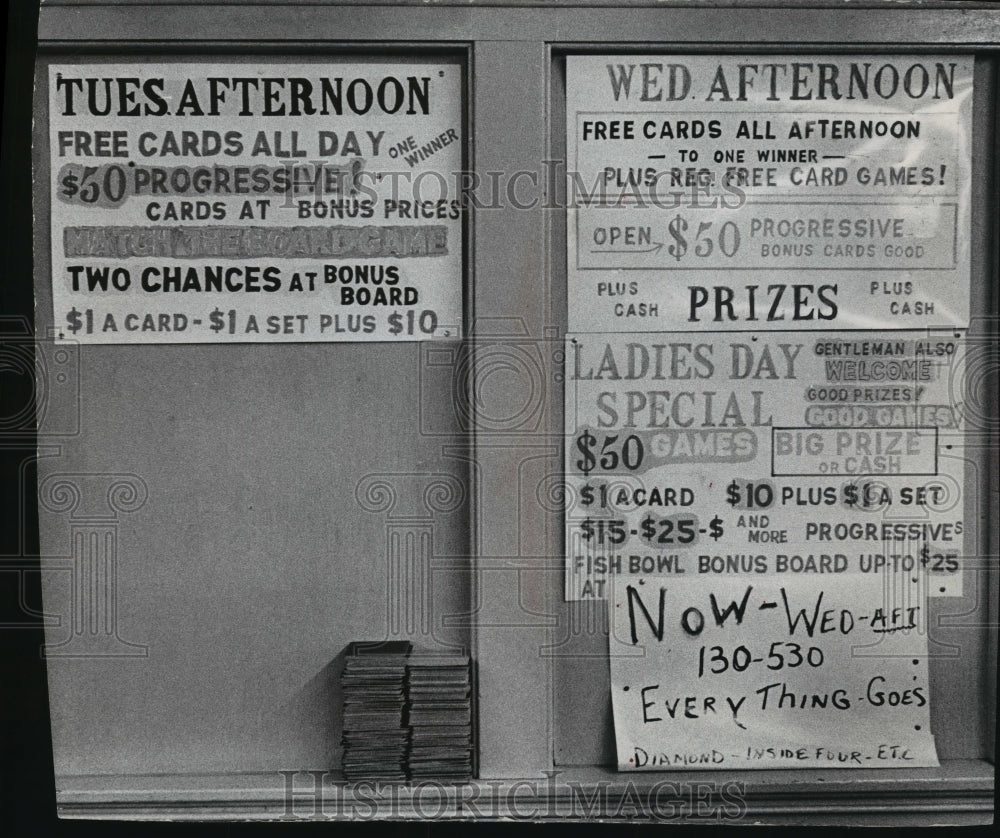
[608,573,939,770]
[564,331,969,600]
[565,54,973,330]
[47,62,463,343]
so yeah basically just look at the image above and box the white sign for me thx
[609,574,939,770]
[566,55,973,331]
[48,62,463,343]
[564,332,968,600]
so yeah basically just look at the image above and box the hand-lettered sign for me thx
[48,62,463,342]
[609,574,939,770]
[566,55,973,331]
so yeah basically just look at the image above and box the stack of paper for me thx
[406,654,473,781]
[340,641,411,782]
